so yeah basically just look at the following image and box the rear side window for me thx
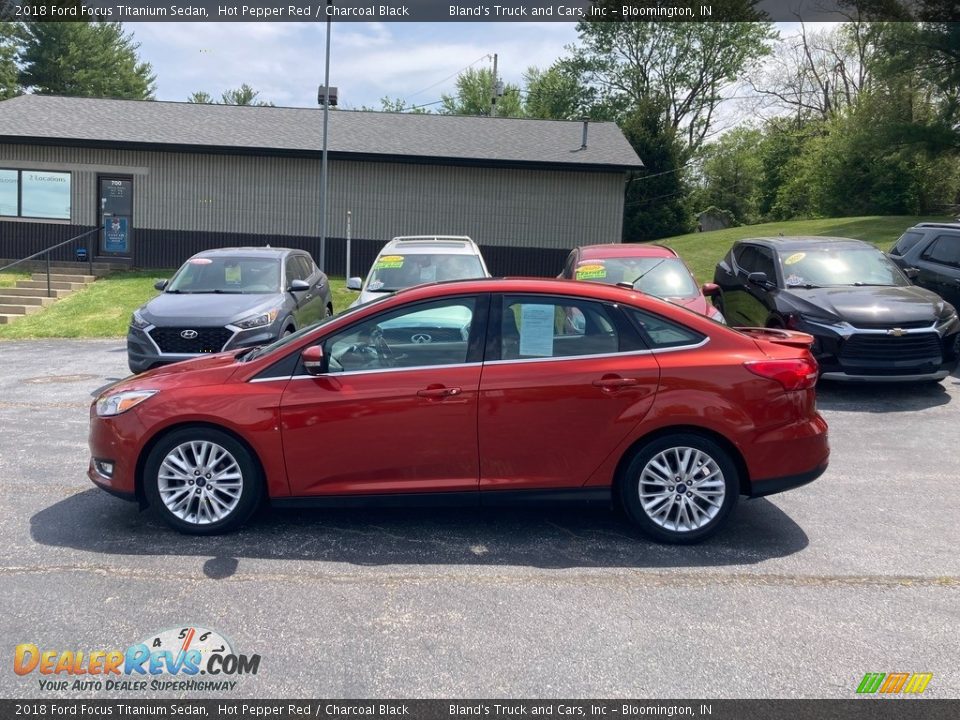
[627,309,705,350]
[891,231,925,256]
[499,296,619,360]
[921,235,960,268]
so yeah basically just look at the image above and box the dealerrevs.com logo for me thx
[14,626,261,692]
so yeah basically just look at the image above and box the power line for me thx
[406,54,492,100]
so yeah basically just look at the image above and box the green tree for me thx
[186,91,214,104]
[440,67,524,117]
[19,22,155,99]
[220,83,272,106]
[0,22,20,100]
[692,127,764,225]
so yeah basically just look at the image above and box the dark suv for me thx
[127,247,332,374]
[888,222,960,309]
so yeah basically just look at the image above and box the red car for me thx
[89,279,828,543]
[561,243,726,324]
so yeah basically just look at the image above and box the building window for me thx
[0,169,71,220]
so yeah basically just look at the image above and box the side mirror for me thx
[904,267,920,280]
[747,272,774,289]
[301,345,325,375]
[701,282,720,297]
[346,277,362,291]
[154,279,168,291]
[289,279,310,292]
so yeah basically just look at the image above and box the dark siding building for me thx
[0,95,642,277]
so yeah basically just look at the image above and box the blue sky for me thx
[132,22,582,109]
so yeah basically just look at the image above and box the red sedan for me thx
[561,243,726,323]
[88,279,828,543]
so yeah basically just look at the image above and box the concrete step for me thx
[0,304,41,315]
[16,280,88,291]
[1,287,73,298]
[0,295,55,306]
[0,314,23,324]
[30,272,96,284]
[0,260,122,277]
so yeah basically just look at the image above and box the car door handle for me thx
[592,377,639,389]
[417,386,462,398]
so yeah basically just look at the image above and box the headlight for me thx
[130,310,150,330]
[235,308,280,329]
[96,390,157,417]
[935,312,958,334]
[799,313,844,327]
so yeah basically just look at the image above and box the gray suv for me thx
[127,247,332,374]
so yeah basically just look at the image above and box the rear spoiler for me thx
[735,327,815,350]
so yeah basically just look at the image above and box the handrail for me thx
[0,227,100,298]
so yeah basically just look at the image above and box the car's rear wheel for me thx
[620,433,739,544]
[143,427,262,535]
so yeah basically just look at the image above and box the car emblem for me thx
[180,329,199,339]
[411,333,432,344]
[887,328,906,337]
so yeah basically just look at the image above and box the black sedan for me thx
[713,236,960,382]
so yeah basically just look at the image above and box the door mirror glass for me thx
[302,345,325,375]
[346,277,363,291]
[289,279,310,292]
[154,279,168,291]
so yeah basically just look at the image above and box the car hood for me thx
[672,295,710,316]
[352,289,394,307]
[100,352,243,398]
[141,292,282,325]
[782,285,947,325]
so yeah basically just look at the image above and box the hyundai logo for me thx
[411,333,432,344]
[180,329,199,340]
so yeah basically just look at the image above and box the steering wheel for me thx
[370,327,395,367]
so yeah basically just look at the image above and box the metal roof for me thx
[0,95,643,171]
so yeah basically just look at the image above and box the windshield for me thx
[576,257,699,298]
[779,247,909,288]
[364,253,485,292]
[167,256,282,294]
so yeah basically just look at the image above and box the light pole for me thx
[318,0,333,273]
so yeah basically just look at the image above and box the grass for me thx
[0,269,30,288]
[660,214,953,283]
[0,271,355,340]
[0,214,951,338]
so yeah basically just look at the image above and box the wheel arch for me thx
[612,425,751,501]
[134,421,268,509]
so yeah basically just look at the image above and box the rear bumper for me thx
[749,459,828,498]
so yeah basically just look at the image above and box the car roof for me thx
[191,246,298,259]
[577,243,678,259]
[911,222,960,231]
[380,236,480,255]
[736,236,874,252]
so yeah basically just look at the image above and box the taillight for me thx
[744,358,819,391]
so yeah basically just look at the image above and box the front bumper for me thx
[127,320,283,374]
[87,404,147,499]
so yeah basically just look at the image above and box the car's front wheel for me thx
[143,427,263,535]
[620,433,739,544]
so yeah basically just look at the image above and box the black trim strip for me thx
[270,487,612,510]
[748,461,828,498]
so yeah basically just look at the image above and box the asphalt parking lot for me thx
[1,338,958,699]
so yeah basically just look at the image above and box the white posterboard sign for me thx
[519,304,555,357]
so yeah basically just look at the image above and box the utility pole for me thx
[318,0,333,272]
[490,53,498,117]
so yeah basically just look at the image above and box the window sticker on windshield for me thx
[783,252,806,265]
[375,255,404,270]
[189,258,213,265]
[518,304,555,357]
[575,263,607,280]
[785,273,805,286]
[367,280,385,291]
[224,265,242,284]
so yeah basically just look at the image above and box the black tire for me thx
[619,433,739,544]
[143,426,263,535]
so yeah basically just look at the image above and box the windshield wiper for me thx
[630,260,667,285]
[188,289,244,294]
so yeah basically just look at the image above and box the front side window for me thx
[891,231,925,257]
[0,169,71,220]
[499,296,619,360]
[323,298,477,373]
[921,235,960,268]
